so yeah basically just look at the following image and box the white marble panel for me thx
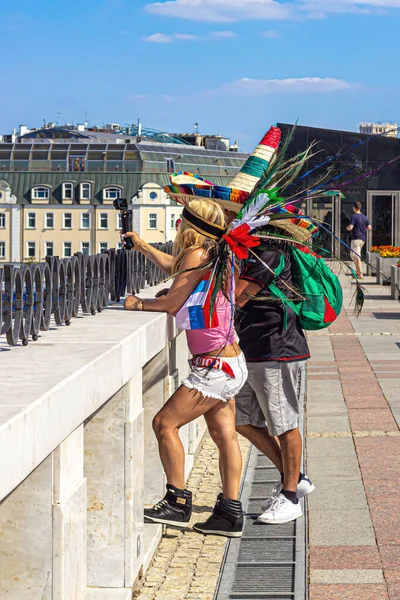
[85,387,126,588]
[142,348,168,504]
[53,478,87,600]
[125,372,143,424]
[124,410,144,587]
[53,425,84,503]
[0,455,52,599]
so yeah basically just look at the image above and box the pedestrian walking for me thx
[123,199,248,538]
[347,201,371,280]
[235,234,314,525]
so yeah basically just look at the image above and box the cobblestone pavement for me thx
[307,273,400,600]
[134,434,250,600]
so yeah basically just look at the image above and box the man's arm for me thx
[347,214,355,232]
[235,249,280,307]
[235,279,262,307]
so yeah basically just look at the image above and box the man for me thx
[347,201,371,281]
[235,240,314,525]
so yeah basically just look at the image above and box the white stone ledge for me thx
[0,288,178,502]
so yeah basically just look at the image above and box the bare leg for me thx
[152,385,221,490]
[236,424,283,472]
[278,428,302,493]
[205,400,242,500]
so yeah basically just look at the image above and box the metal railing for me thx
[0,243,173,347]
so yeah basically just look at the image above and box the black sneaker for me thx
[193,493,243,538]
[144,484,192,527]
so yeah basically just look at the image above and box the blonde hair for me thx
[172,199,226,274]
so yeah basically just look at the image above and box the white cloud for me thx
[145,0,294,22]
[142,32,173,43]
[174,32,197,39]
[211,30,236,37]
[127,94,151,101]
[162,95,177,102]
[145,0,400,21]
[262,29,281,38]
[142,32,198,42]
[211,77,358,95]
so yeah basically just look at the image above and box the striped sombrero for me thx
[267,204,318,242]
[164,126,282,212]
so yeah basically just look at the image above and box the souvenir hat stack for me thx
[164,126,282,212]
[267,203,318,242]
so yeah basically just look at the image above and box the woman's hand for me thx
[124,295,142,311]
[121,230,142,249]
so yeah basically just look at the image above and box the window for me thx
[103,186,122,200]
[32,186,50,200]
[170,214,176,229]
[27,241,36,258]
[148,213,157,229]
[45,212,54,229]
[0,241,5,258]
[45,241,54,257]
[63,213,72,228]
[27,212,36,228]
[62,182,74,200]
[116,242,123,250]
[99,213,108,229]
[166,159,175,173]
[80,182,92,200]
[81,242,90,256]
[117,213,123,229]
[63,242,72,258]
[149,191,158,200]
[81,213,90,229]
[0,213,5,228]
[99,242,108,254]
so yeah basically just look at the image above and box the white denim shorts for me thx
[182,353,248,402]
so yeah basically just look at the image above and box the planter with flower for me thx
[370,245,400,283]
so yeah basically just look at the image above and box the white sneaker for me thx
[257,493,302,525]
[261,475,315,511]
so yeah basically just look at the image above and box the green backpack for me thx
[267,246,343,331]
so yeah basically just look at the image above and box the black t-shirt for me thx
[350,213,370,241]
[235,246,310,362]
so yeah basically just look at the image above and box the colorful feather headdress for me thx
[165,125,319,246]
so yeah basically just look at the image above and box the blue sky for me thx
[1,0,400,151]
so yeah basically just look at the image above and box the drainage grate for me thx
[214,364,308,600]
[238,539,295,563]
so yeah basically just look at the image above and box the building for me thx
[359,122,398,138]
[0,124,247,263]
[278,122,400,256]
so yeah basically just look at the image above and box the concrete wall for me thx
[0,295,206,599]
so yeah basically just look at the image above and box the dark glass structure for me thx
[278,123,400,258]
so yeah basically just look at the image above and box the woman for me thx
[122,199,248,538]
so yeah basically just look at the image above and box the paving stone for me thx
[309,546,382,570]
[307,414,351,434]
[348,408,398,432]
[309,509,376,546]
[309,584,389,599]
[380,547,400,569]
[310,569,385,584]
[308,479,368,511]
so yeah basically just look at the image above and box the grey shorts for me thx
[235,361,304,436]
